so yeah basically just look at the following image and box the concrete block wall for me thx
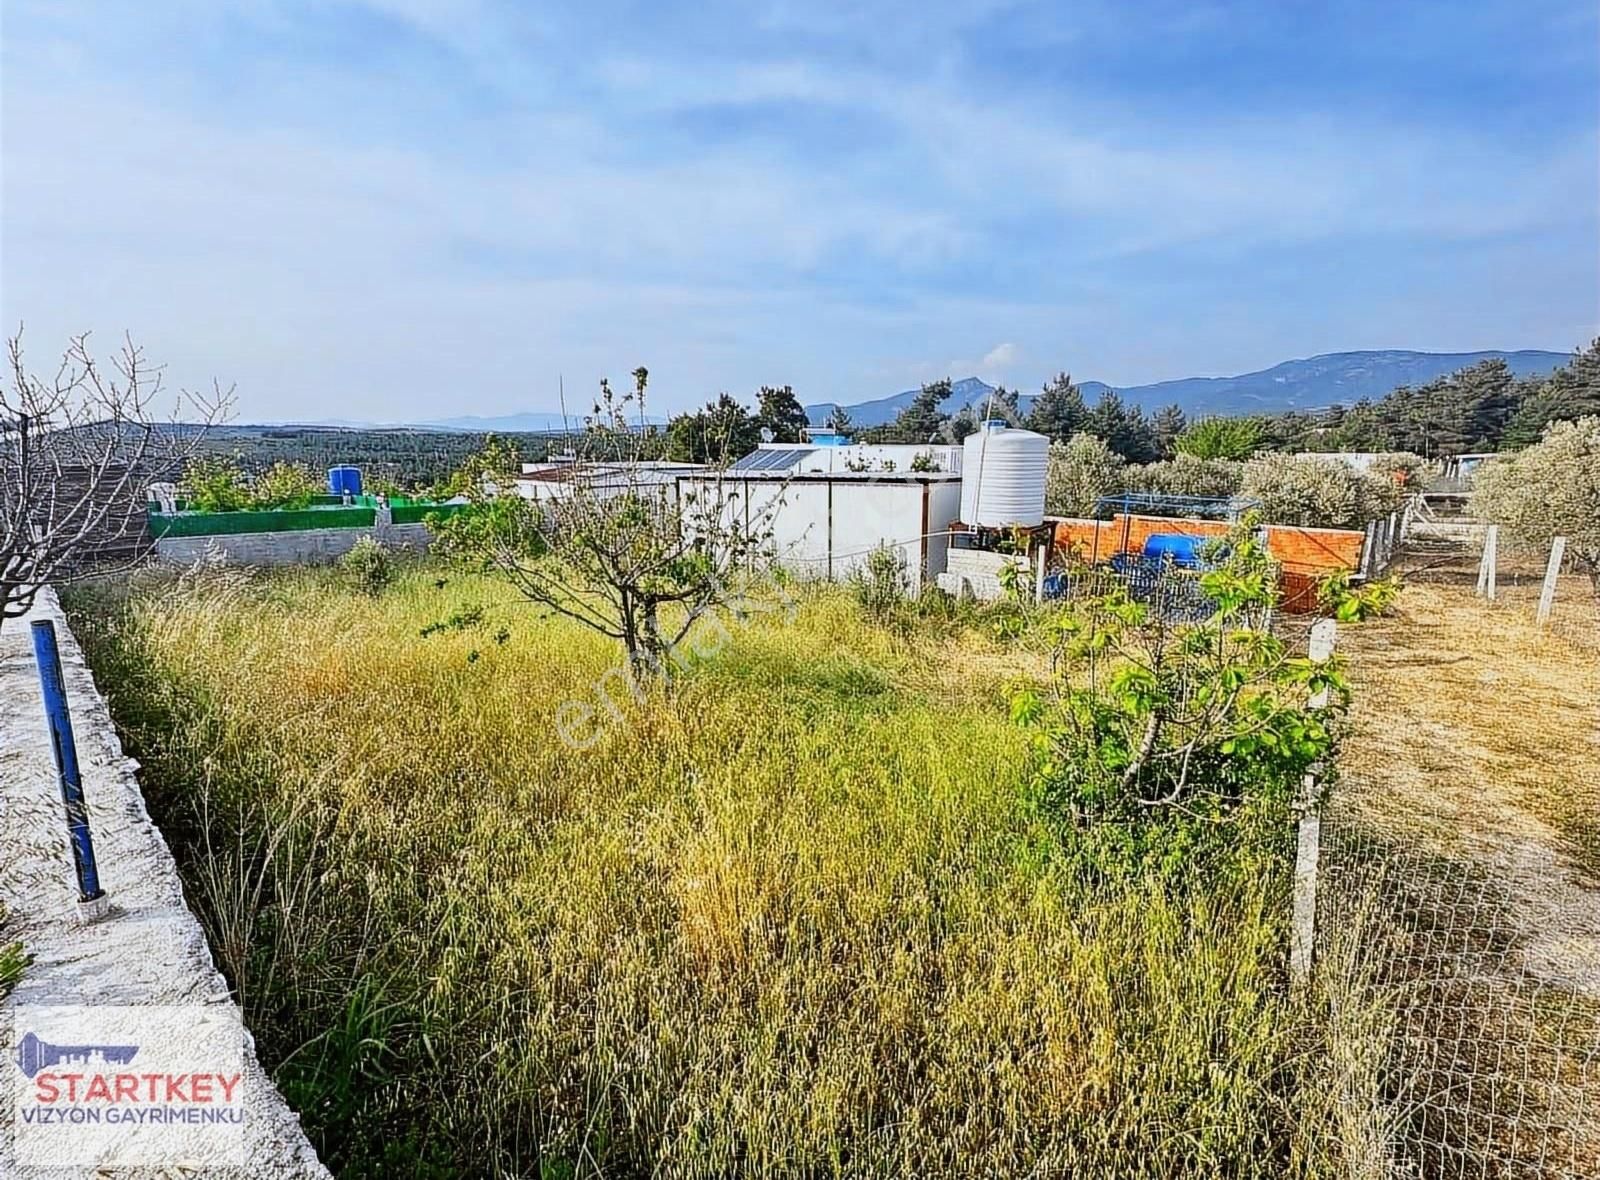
[1051,515,1365,575]
[941,547,1028,601]
[155,522,433,566]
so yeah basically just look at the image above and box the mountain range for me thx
[802,349,1570,429]
[287,348,1571,433]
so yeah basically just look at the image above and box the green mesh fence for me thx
[149,507,377,537]
[390,503,466,526]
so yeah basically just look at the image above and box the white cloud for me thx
[1,0,1592,418]
[981,342,1020,371]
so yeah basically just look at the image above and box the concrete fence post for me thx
[30,619,111,923]
[1536,536,1567,627]
[1359,521,1377,577]
[1291,618,1337,987]
[1034,543,1047,604]
[1476,525,1498,602]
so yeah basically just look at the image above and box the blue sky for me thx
[3,0,1596,421]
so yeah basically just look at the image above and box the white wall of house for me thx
[675,475,963,594]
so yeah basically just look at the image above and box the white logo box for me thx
[6,1004,246,1168]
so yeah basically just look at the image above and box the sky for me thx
[2,0,1597,422]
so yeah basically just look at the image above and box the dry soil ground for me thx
[1331,545,1600,1176]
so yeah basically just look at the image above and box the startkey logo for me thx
[5,1006,246,1168]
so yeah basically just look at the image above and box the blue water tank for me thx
[1142,533,1207,569]
[327,466,363,496]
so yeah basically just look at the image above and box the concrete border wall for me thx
[155,521,433,566]
[0,591,330,1177]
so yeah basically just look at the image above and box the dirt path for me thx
[1339,571,1600,994]
[1329,566,1600,1178]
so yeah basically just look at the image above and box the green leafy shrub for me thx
[1324,571,1401,621]
[251,461,321,510]
[1124,454,1244,501]
[1013,523,1347,835]
[339,536,394,597]
[852,544,908,621]
[184,456,252,513]
[1174,416,1263,460]
[1318,570,1401,622]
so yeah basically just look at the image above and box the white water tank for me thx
[960,421,1048,527]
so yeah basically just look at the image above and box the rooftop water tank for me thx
[328,465,363,496]
[960,421,1048,527]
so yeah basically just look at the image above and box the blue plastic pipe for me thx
[30,620,104,902]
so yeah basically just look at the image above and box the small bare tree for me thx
[2,329,232,628]
[437,367,784,676]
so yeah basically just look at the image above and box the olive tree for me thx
[1124,454,1244,501]
[1472,416,1600,593]
[437,367,785,676]
[1045,432,1125,518]
[1239,453,1402,530]
[2,329,230,630]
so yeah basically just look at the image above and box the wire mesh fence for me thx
[1314,810,1600,1179]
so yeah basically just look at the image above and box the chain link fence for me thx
[1315,810,1600,1179]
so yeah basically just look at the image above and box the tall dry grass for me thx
[66,565,1380,1178]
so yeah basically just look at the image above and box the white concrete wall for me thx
[0,591,329,1177]
[793,445,962,475]
[677,477,960,594]
[155,522,433,566]
[830,482,928,592]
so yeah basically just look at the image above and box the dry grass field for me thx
[65,564,1358,1179]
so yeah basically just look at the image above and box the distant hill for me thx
[805,349,1570,427]
[422,411,668,433]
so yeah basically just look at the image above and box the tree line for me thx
[656,338,1599,468]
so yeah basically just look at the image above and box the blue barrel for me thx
[327,465,363,496]
[1142,533,1206,569]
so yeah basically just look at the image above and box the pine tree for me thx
[886,378,952,443]
[1325,399,1393,452]
[665,394,762,464]
[1501,340,1600,447]
[1152,403,1187,455]
[943,405,980,443]
[1024,372,1088,442]
[825,404,852,435]
[756,384,810,443]
[986,384,1023,426]
[1088,391,1161,463]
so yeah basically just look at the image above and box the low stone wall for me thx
[155,521,433,566]
[0,591,330,1177]
[938,547,1029,601]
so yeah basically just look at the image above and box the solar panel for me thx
[732,448,814,472]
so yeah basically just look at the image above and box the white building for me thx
[514,459,707,502]
[674,468,964,594]
[729,443,963,477]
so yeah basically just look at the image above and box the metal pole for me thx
[30,620,108,914]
